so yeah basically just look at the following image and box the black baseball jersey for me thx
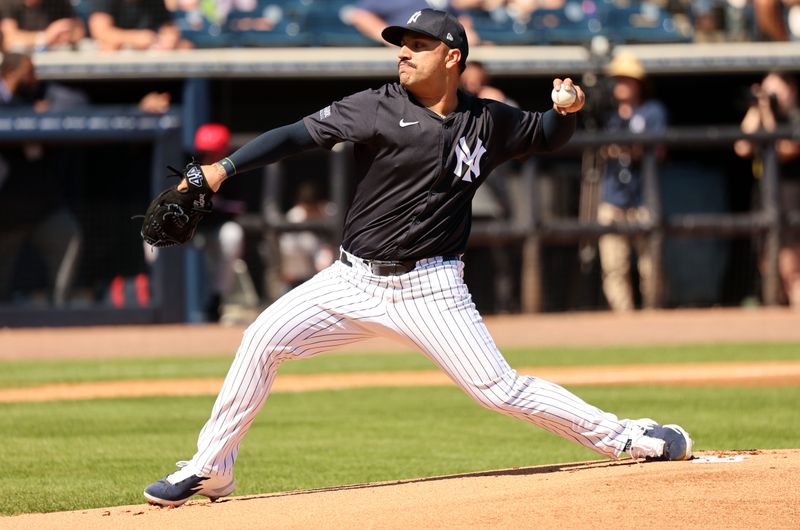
[303,82,572,261]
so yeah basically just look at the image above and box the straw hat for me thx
[605,53,646,80]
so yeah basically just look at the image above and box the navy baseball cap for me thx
[381,9,469,68]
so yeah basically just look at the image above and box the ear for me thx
[445,48,462,70]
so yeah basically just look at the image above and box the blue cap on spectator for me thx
[381,9,468,68]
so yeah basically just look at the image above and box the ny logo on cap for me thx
[408,10,422,24]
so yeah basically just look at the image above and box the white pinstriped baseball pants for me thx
[189,251,638,477]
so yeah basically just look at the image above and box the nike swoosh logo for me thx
[399,119,419,127]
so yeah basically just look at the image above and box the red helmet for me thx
[194,123,231,153]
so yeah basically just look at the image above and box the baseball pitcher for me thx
[142,9,693,507]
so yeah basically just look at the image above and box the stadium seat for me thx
[304,0,379,47]
[226,1,312,47]
[172,9,232,48]
[601,3,692,43]
[528,2,604,45]
[467,9,536,45]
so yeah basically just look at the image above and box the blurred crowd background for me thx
[2,0,800,325]
[3,0,800,52]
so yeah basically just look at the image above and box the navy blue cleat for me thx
[626,419,693,461]
[144,461,235,507]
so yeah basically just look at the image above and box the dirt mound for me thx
[5,450,798,529]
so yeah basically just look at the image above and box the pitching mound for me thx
[5,449,798,529]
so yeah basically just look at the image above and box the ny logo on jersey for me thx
[453,136,487,182]
[408,11,422,24]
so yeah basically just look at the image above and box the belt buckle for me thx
[369,261,393,276]
[373,260,416,276]
[340,250,417,276]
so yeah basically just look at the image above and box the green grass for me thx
[2,342,798,515]
[2,384,799,515]
[1,342,799,388]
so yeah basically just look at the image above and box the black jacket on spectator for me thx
[90,0,171,30]
[0,0,75,31]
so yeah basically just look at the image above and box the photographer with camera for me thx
[734,71,800,310]
[596,53,667,312]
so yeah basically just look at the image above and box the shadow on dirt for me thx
[222,459,639,505]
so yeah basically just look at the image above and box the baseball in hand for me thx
[551,85,577,107]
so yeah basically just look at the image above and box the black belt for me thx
[339,251,459,276]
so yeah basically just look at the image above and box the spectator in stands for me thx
[143,123,251,320]
[88,0,192,50]
[166,0,264,39]
[453,0,569,24]
[734,72,800,309]
[190,123,257,321]
[138,90,171,113]
[651,0,756,42]
[144,123,257,323]
[165,0,255,26]
[690,0,726,42]
[597,53,667,312]
[0,51,38,105]
[143,123,255,322]
[0,53,82,306]
[0,0,85,52]
[347,0,481,46]
[459,60,518,312]
[501,0,566,23]
[461,60,507,103]
[754,0,800,40]
[278,180,336,290]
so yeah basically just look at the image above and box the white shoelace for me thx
[628,435,666,459]
[166,460,201,484]
[626,418,665,460]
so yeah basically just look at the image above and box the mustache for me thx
[398,60,416,69]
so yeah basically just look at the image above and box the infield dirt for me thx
[2,307,800,361]
[3,450,798,529]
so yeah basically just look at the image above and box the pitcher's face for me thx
[397,32,449,90]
